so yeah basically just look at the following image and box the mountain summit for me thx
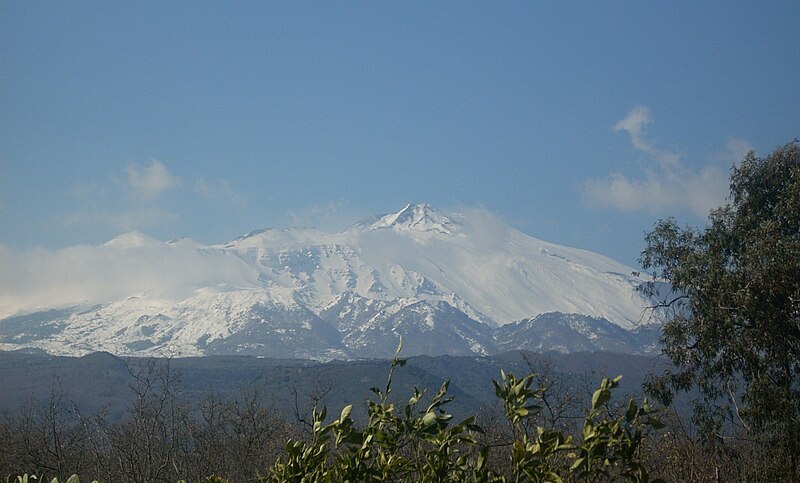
[0,204,664,359]
[365,203,458,234]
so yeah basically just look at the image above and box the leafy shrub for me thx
[265,338,664,482]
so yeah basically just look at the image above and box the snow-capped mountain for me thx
[0,204,664,358]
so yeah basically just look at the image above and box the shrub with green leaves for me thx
[265,338,664,483]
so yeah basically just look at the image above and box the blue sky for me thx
[2,1,798,266]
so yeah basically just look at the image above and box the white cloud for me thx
[457,205,511,251]
[613,105,681,167]
[65,159,256,236]
[0,239,257,318]
[613,106,652,151]
[126,159,180,200]
[582,167,729,217]
[63,162,181,234]
[583,106,748,217]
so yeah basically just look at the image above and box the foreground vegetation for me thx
[5,339,665,482]
[2,342,795,482]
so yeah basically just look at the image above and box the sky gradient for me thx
[2,1,799,267]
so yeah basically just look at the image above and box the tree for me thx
[640,140,800,479]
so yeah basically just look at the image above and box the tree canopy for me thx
[640,140,800,478]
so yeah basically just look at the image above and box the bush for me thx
[265,339,664,482]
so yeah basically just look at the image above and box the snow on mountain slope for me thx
[350,205,646,328]
[216,203,650,328]
[0,204,661,358]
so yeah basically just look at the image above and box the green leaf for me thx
[340,404,353,423]
[592,387,610,409]
[477,446,488,470]
[646,417,666,429]
[626,398,637,422]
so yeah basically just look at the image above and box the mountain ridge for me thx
[0,203,665,358]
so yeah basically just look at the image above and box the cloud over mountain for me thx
[583,106,751,217]
[126,160,181,201]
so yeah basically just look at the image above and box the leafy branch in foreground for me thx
[266,338,664,482]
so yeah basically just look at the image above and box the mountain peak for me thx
[368,203,457,234]
[104,231,160,248]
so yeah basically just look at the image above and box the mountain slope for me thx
[0,204,663,358]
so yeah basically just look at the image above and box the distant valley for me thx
[0,349,671,422]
